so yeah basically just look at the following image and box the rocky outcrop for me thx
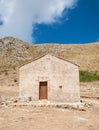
[0,37,33,68]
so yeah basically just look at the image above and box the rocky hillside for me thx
[0,37,99,73]
[0,37,33,70]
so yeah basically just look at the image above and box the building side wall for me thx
[19,55,80,102]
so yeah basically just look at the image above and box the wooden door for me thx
[39,81,48,99]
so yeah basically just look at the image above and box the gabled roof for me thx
[19,53,79,68]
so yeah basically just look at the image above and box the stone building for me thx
[19,54,80,102]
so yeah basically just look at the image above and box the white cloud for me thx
[0,0,78,43]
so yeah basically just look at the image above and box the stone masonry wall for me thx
[19,54,80,102]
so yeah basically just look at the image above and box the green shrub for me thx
[79,70,99,82]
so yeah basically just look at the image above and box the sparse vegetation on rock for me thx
[0,37,99,73]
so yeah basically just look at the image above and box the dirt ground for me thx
[0,82,99,130]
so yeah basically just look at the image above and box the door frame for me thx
[39,81,48,100]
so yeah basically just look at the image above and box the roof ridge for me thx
[19,54,79,68]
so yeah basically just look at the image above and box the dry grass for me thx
[0,37,99,73]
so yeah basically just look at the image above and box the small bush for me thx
[5,72,8,75]
[1,70,8,75]
[14,79,17,82]
[13,72,16,74]
[79,70,99,82]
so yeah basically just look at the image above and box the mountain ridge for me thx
[0,37,99,73]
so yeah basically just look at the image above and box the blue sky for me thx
[34,0,99,44]
[0,0,99,44]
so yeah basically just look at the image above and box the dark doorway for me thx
[39,81,48,99]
